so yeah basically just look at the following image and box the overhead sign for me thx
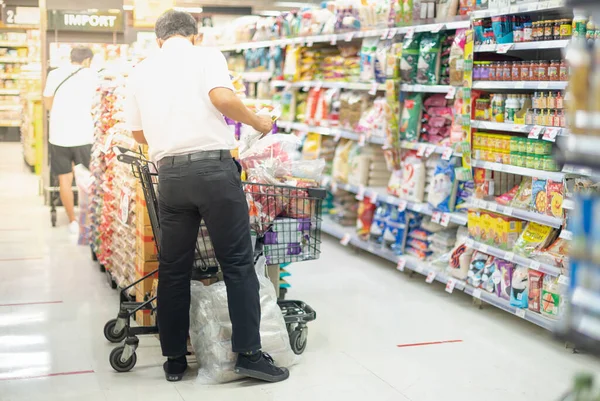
[2,6,40,26]
[47,10,124,32]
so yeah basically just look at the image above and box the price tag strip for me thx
[397,199,408,212]
[528,125,545,139]
[441,147,454,160]
[496,43,514,54]
[368,82,379,96]
[425,271,437,284]
[397,258,406,272]
[431,211,442,224]
[440,213,451,227]
[340,233,351,246]
[445,278,457,294]
[515,308,526,319]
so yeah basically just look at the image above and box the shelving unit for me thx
[474,39,570,53]
[469,198,564,229]
[472,81,568,90]
[471,159,565,181]
[471,120,568,136]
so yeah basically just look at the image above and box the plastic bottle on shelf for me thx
[504,94,519,122]
[565,34,591,134]
[491,93,505,122]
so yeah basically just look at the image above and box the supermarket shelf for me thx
[0,41,28,47]
[219,19,471,52]
[0,104,21,110]
[272,80,386,92]
[332,180,468,226]
[472,81,568,90]
[471,0,566,18]
[0,73,22,79]
[471,159,565,181]
[0,57,28,63]
[0,120,20,127]
[470,198,564,229]
[557,133,600,173]
[277,121,385,145]
[239,71,271,82]
[399,140,460,156]
[466,238,564,277]
[400,84,452,93]
[321,217,555,331]
[471,120,568,136]
[474,39,570,53]
[0,89,20,95]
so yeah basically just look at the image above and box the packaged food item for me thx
[540,274,562,318]
[510,267,529,309]
[400,34,421,84]
[427,159,458,212]
[370,203,391,243]
[467,251,494,288]
[400,154,426,202]
[383,208,408,254]
[356,198,377,240]
[416,33,442,85]
[527,270,544,313]
[532,237,569,270]
[530,178,548,214]
[546,180,564,218]
[510,177,532,209]
[481,255,498,294]
[495,184,520,205]
[400,93,423,141]
[514,222,555,257]
[495,259,514,300]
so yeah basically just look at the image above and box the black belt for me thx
[158,150,231,169]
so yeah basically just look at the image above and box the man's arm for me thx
[124,81,147,144]
[209,88,272,134]
[42,70,58,111]
[43,97,53,111]
[132,130,147,144]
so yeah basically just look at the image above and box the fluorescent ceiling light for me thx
[274,2,317,8]
[259,10,282,16]
[123,5,134,10]
[174,6,203,13]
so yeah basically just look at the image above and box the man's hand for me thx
[252,115,273,135]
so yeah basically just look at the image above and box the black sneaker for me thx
[163,356,187,382]
[234,352,290,383]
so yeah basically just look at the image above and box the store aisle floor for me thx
[0,142,599,401]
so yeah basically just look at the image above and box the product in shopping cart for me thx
[190,256,298,384]
[510,266,529,309]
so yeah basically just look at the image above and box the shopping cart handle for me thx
[113,146,142,165]
[307,187,327,200]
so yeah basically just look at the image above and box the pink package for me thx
[424,94,447,107]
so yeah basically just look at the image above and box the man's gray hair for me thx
[155,9,198,40]
[70,46,93,64]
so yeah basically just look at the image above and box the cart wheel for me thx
[104,319,126,343]
[91,245,98,262]
[99,264,106,273]
[289,329,307,355]
[109,346,137,372]
[50,210,57,227]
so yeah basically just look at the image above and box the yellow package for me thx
[467,211,481,240]
[302,133,321,160]
[514,222,555,257]
[493,214,523,250]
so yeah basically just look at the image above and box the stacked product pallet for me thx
[219,0,598,332]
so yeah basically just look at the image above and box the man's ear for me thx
[191,34,201,45]
[156,38,164,48]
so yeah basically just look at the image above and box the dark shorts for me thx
[50,144,92,176]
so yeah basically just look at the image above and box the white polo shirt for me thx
[124,37,235,162]
[43,65,97,147]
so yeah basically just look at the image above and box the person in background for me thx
[43,46,97,234]
[124,10,289,383]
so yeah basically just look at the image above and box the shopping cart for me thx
[104,147,323,373]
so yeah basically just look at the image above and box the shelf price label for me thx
[415,264,424,274]
[356,185,366,200]
[559,230,573,241]
[497,43,514,54]
[479,244,489,254]
[416,144,427,157]
[530,261,541,271]
[503,207,513,216]
[405,27,415,39]
[358,134,367,146]
[331,180,338,193]
[539,82,549,89]
[445,86,457,99]
[515,308,526,319]
[504,252,515,262]
[302,84,311,92]
[387,29,396,39]
[424,145,436,158]
[380,29,389,40]
[542,127,560,142]
[445,278,457,294]
[426,271,437,284]
[472,289,482,299]
[440,213,451,227]
[441,147,454,160]
[431,23,445,33]
[314,81,323,90]
[340,233,352,246]
[397,199,408,212]
[558,274,570,286]
[465,238,475,248]
[512,124,525,132]
[329,35,337,45]
[306,40,313,47]
[397,258,406,272]
[332,129,342,142]
[528,125,545,139]
[368,82,379,96]
[431,211,442,223]
[345,32,354,42]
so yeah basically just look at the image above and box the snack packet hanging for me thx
[416,33,442,85]
[400,34,420,84]
[400,93,423,142]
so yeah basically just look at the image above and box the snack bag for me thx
[416,33,442,85]
[510,267,529,309]
[494,259,514,300]
[449,29,466,86]
[527,270,544,313]
[427,159,458,212]
[532,237,569,270]
[399,154,426,202]
[467,251,493,288]
[510,177,533,209]
[530,178,548,214]
[546,180,564,218]
[495,184,519,206]
[400,34,420,83]
[541,274,562,318]
[400,94,423,142]
[514,222,555,258]
[356,198,377,240]
[448,241,473,280]
[370,203,391,243]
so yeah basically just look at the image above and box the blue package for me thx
[428,160,458,213]
[370,203,391,244]
[510,267,529,309]
[383,208,407,253]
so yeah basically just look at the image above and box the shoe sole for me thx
[165,372,184,382]
[234,367,290,383]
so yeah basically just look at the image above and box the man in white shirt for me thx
[125,10,288,383]
[43,46,97,234]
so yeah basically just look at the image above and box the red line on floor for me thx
[0,301,63,307]
[0,370,95,381]
[0,257,43,262]
[397,340,463,348]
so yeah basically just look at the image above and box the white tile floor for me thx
[0,142,599,401]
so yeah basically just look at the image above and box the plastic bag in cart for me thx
[189,255,298,384]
